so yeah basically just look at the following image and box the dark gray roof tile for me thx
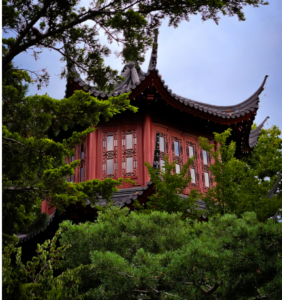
[267,171,281,199]
[249,116,269,148]
[17,209,57,243]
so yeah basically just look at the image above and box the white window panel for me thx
[204,172,210,187]
[175,164,180,174]
[126,134,133,149]
[203,150,208,165]
[107,159,113,174]
[159,137,165,152]
[107,136,114,151]
[191,168,196,183]
[189,146,194,158]
[126,157,133,172]
[174,141,179,156]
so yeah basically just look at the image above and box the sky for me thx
[13,0,282,130]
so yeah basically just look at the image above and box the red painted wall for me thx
[43,110,216,215]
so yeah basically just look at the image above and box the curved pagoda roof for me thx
[66,32,269,156]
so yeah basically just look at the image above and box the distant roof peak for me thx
[148,29,159,71]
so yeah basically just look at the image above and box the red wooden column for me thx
[87,130,98,180]
[143,113,153,185]
[41,200,49,214]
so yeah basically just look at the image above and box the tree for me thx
[4,207,282,299]
[133,157,201,218]
[2,64,137,238]
[3,0,269,90]
[243,124,282,180]
[199,128,282,221]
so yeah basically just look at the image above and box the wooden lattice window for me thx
[200,148,213,189]
[158,132,168,170]
[102,132,118,178]
[171,136,183,173]
[186,141,199,187]
[122,130,137,177]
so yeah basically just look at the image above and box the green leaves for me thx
[142,156,201,218]
[8,208,281,299]
[3,0,269,89]
[2,64,138,236]
[199,129,282,221]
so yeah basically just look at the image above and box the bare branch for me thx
[6,187,49,192]
[34,258,53,283]
[200,281,221,295]
[39,42,89,74]
[2,137,25,147]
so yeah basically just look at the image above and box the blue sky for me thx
[14,0,282,130]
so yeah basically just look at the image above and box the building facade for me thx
[48,33,269,211]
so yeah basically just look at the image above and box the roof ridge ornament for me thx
[148,29,159,71]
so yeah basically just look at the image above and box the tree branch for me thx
[2,137,24,147]
[3,1,51,66]
[200,281,221,295]
[39,42,89,74]
[6,187,49,192]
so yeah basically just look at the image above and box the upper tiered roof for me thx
[65,31,269,155]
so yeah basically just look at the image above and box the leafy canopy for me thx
[3,0,269,90]
[199,128,282,221]
[2,63,137,237]
[134,156,201,218]
[4,208,282,299]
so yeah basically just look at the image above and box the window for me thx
[122,130,137,176]
[103,132,118,178]
[126,134,133,149]
[204,172,209,187]
[174,141,179,156]
[126,157,133,172]
[80,167,84,182]
[191,168,196,183]
[160,159,165,170]
[107,159,114,174]
[189,146,194,158]
[81,144,84,159]
[175,164,180,174]
[159,136,165,152]
[107,135,114,151]
[203,150,208,165]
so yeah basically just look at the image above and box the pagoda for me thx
[19,33,276,251]
[59,32,269,208]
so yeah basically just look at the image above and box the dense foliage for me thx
[2,65,137,238]
[3,208,282,299]
[3,0,269,90]
[199,128,282,221]
[135,157,201,218]
[4,1,282,299]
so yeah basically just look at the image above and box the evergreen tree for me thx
[2,63,137,238]
[4,208,282,299]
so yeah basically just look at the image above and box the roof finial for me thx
[148,29,159,71]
